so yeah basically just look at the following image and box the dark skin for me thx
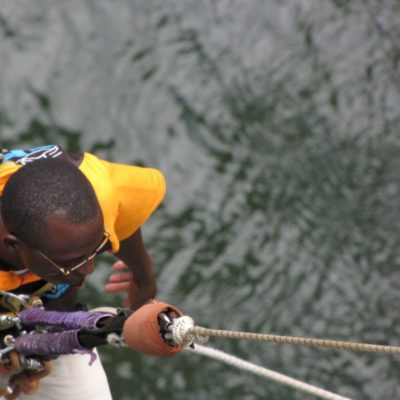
[0,151,157,311]
[0,196,156,312]
[111,229,156,309]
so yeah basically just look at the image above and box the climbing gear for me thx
[0,291,130,398]
[121,301,356,399]
[0,295,393,399]
[122,300,184,356]
[0,291,43,313]
[0,350,52,400]
[0,297,185,397]
[0,292,51,399]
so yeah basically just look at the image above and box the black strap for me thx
[77,309,131,348]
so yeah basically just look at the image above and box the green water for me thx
[1,1,399,399]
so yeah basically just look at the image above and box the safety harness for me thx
[0,291,133,399]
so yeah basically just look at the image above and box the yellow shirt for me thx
[79,152,166,253]
[0,148,166,290]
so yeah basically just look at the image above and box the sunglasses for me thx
[33,231,110,276]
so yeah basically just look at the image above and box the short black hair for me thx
[1,157,100,248]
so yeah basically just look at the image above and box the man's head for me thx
[1,158,107,285]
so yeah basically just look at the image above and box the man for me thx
[0,144,166,399]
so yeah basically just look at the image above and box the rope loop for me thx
[170,316,196,346]
[170,316,209,346]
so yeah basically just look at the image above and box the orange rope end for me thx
[123,300,183,357]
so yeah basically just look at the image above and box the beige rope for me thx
[190,326,400,355]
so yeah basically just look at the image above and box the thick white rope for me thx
[187,344,352,400]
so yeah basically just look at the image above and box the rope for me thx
[189,326,400,355]
[171,317,400,355]
[187,344,352,400]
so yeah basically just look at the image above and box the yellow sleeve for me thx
[0,162,22,195]
[79,153,166,253]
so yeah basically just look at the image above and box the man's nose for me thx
[77,259,95,275]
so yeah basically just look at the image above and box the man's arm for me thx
[105,228,157,310]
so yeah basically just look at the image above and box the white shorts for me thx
[5,349,113,400]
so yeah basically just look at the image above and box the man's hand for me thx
[104,261,138,308]
[106,229,157,310]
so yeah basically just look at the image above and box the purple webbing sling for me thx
[14,330,97,365]
[19,308,114,330]
[15,308,115,365]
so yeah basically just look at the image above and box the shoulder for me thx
[79,153,166,194]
